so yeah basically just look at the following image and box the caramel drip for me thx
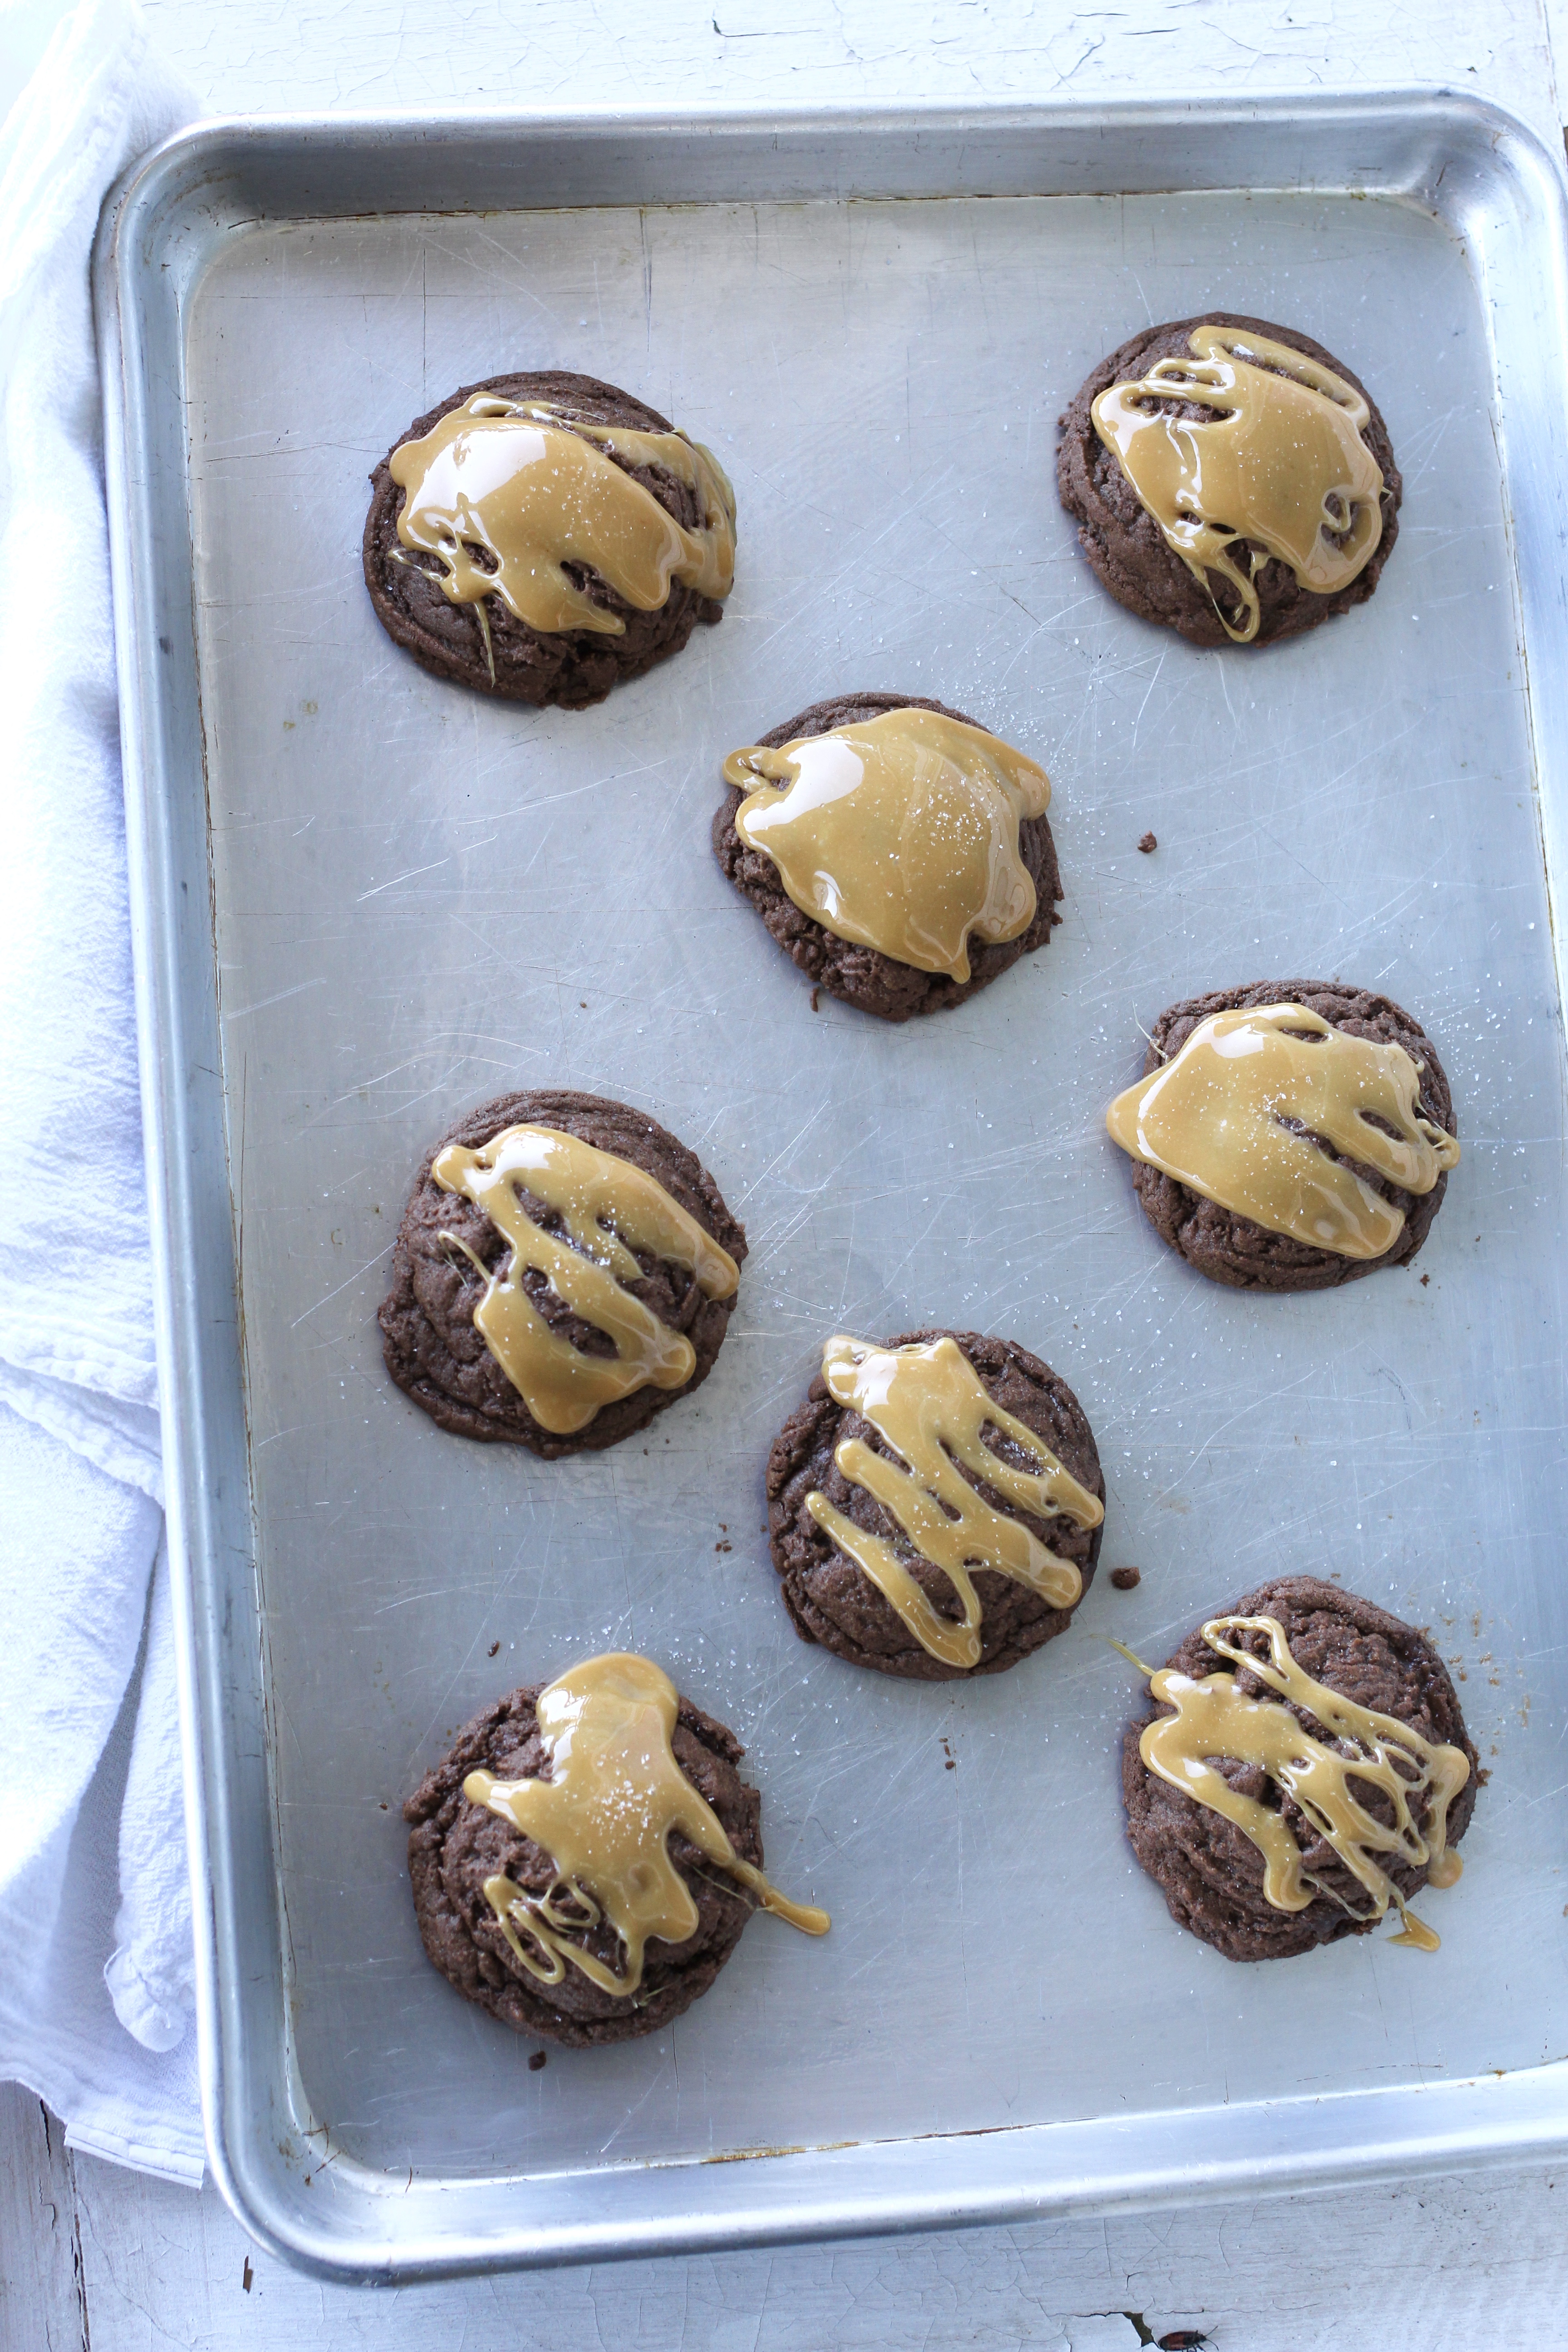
[432,1124,739,1435]
[1105,1003,1459,1259]
[1090,325,1384,643]
[1136,1614,1470,1950]
[389,397,736,637]
[805,1334,1103,1671]
[465,1654,829,1998]
[723,710,1050,984]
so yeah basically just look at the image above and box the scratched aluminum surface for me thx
[186,177,1566,2189]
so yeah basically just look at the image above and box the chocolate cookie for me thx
[1122,1577,1479,1963]
[363,370,729,708]
[405,1680,764,2045]
[378,1089,745,1457]
[712,693,1063,1022]
[1116,980,1456,1292]
[766,1329,1105,1681]
[1057,314,1401,648]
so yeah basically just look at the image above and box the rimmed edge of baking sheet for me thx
[95,86,1568,2281]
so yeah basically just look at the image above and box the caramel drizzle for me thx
[390,397,736,638]
[723,709,1051,984]
[433,1124,739,1436]
[805,1334,1103,1671]
[1132,1614,1469,1950]
[1090,325,1384,643]
[1105,1003,1459,1259]
[466,1653,828,1998]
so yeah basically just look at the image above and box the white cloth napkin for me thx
[0,0,202,2180]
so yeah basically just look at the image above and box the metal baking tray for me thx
[96,90,1568,2282]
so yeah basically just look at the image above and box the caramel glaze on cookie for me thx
[1113,981,1456,1292]
[378,1090,746,1458]
[405,1676,766,2045]
[714,693,1062,1021]
[767,1329,1105,1681]
[1122,1577,1478,1962]
[1056,314,1401,649]
[364,370,730,708]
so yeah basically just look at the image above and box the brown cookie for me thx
[378,1089,745,1457]
[1117,980,1456,1292]
[766,1329,1105,1681]
[1122,1576,1479,1963]
[405,1681,764,2045]
[712,693,1063,1022]
[1056,314,1401,648]
[363,369,727,709]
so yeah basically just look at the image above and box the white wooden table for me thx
[8,3,1568,2344]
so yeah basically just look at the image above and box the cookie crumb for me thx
[1421,1273,1430,1286]
[941,1737,957,1771]
[487,1640,500,1656]
[1138,831,1157,853]
[809,986,820,1011]
[528,2050,547,2072]
[715,1540,732,1553]
[1110,1566,1142,1591]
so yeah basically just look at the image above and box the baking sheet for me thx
[98,97,1568,2278]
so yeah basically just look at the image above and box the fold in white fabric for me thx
[0,1406,201,2177]
[0,0,201,2179]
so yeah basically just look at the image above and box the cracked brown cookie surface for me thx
[713,693,1062,1022]
[765,1328,1104,1681]
[1122,1577,1478,1962]
[1056,314,1401,648]
[1117,980,1455,1291]
[378,1089,745,1457]
[364,369,726,708]
[405,1682,762,2044]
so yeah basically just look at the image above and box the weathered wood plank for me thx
[138,0,1562,154]
[0,2082,87,2352]
[67,2139,1568,2352]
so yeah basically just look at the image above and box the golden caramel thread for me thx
[1135,1612,1469,1950]
[724,709,1050,984]
[806,1334,1102,1671]
[466,1654,828,1996]
[1105,1003,1459,1259]
[390,397,735,637]
[433,1124,739,1435]
[1090,326,1384,643]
